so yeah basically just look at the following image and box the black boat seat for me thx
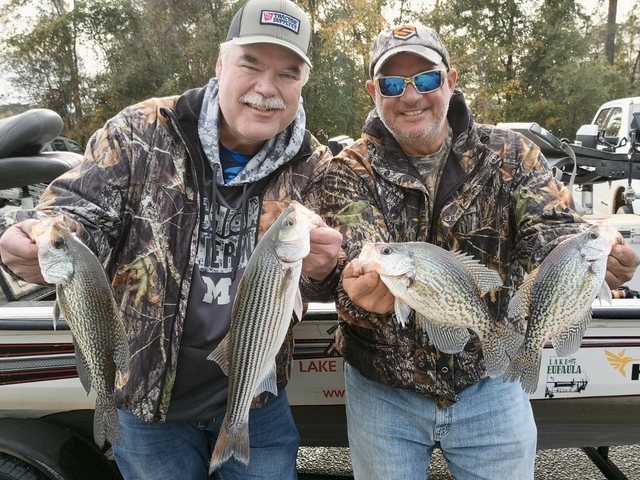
[0,109,82,189]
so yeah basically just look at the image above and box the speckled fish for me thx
[34,217,129,448]
[358,241,523,377]
[504,222,621,394]
[207,201,321,473]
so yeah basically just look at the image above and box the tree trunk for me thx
[605,0,617,65]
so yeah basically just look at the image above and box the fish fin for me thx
[73,340,93,395]
[394,299,412,327]
[255,364,278,397]
[52,301,60,331]
[454,252,503,295]
[279,265,297,299]
[419,317,470,354]
[93,394,120,448]
[209,420,250,474]
[207,334,231,376]
[293,288,303,322]
[483,324,523,377]
[498,323,525,359]
[598,280,613,305]
[507,268,539,321]
[503,347,542,394]
[552,313,590,357]
[114,336,130,388]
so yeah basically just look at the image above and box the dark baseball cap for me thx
[369,24,450,77]
[226,0,312,67]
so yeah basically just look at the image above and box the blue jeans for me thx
[112,390,299,480]
[345,363,536,480]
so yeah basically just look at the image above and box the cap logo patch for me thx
[261,10,300,34]
[392,25,417,40]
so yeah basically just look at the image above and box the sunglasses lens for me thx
[377,70,445,97]
[413,71,442,93]
[377,77,406,97]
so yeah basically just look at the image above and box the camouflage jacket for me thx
[316,91,587,407]
[1,87,334,422]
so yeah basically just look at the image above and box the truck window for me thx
[594,108,611,130]
[603,107,623,139]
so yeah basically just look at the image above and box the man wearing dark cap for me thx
[315,23,639,479]
[0,0,342,479]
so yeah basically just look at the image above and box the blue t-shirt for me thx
[219,145,251,183]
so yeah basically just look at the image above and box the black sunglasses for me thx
[375,69,447,98]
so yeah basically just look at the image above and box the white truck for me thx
[574,97,640,215]
[1,111,640,480]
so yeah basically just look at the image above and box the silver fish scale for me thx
[523,237,606,351]
[505,224,618,393]
[58,272,121,395]
[225,250,298,426]
[37,224,129,448]
[398,247,494,337]
[208,201,315,472]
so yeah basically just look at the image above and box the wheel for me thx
[0,453,50,480]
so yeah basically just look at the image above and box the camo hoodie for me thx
[316,91,588,407]
[1,85,334,422]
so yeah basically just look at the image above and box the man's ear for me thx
[446,68,458,90]
[215,56,223,78]
[365,80,376,101]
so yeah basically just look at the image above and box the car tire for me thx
[0,453,49,480]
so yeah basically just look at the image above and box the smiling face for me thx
[366,53,457,156]
[216,42,308,155]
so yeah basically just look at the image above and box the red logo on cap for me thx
[392,25,417,40]
[263,12,274,21]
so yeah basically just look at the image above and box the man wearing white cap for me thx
[0,0,342,479]
[316,23,639,480]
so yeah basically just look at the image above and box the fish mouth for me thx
[358,242,414,277]
[358,242,378,264]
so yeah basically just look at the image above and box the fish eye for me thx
[588,231,598,240]
[381,246,393,255]
[283,218,295,228]
[53,236,65,249]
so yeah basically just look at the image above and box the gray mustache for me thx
[240,92,286,110]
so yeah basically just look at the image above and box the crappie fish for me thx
[358,241,522,377]
[207,201,321,473]
[34,217,129,447]
[504,222,621,394]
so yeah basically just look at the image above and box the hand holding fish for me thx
[302,222,343,281]
[342,257,395,315]
[0,219,44,284]
[606,243,640,289]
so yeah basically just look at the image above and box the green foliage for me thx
[302,0,386,141]
[1,0,639,145]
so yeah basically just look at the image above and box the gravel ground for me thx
[296,444,640,479]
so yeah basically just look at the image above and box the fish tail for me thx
[208,421,250,474]
[482,323,525,378]
[481,336,510,378]
[504,348,542,394]
[496,323,525,359]
[93,395,121,447]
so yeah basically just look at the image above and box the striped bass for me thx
[207,201,321,473]
[358,241,523,377]
[504,222,621,393]
[34,216,130,447]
